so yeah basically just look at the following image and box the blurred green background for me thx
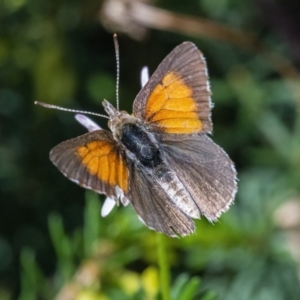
[1,0,300,299]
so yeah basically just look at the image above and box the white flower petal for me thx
[101,197,116,217]
[75,114,102,132]
[140,66,149,88]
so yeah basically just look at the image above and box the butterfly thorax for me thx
[103,100,161,168]
[120,123,162,169]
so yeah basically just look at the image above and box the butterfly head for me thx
[102,99,139,140]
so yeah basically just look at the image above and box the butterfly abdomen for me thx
[154,166,200,219]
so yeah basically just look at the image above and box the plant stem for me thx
[157,233,170,300]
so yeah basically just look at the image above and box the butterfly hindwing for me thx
[50,130,129,198]
[133,42,212,134]
[127,163,195,237]
[159,133,237,221]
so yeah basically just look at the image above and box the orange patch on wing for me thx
[76,141,128,192]
[145,72,202,134]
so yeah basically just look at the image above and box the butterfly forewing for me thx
[50,130,129,198]
[133,42,212,134]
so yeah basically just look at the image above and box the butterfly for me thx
[47,42,237,237]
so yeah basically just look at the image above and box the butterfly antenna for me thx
[113,33,120,110]
[34,101,110,119]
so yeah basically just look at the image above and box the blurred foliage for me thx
[1,0,300,299]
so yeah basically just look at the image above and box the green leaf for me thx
[19,248,45,300]
[48,213,74,281]
[171,273,190,299]
[83,191,101,256]
[176,276,201,300]
[258,112,291,159]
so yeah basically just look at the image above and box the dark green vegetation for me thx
[1,0,300,299]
